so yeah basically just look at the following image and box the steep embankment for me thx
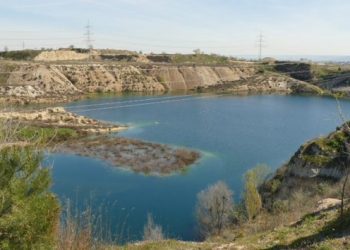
[274,62,350,95]
[0,62,256,102]
[52,64,256,92]
[261,122,350,207]
[0,63,80,103]
[202,71,324,94]
[118,204,350,249]
[0,61,323,103]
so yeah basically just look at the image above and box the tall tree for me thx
[244,164,270,220]
[0,146,60,249]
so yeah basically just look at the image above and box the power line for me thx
[257,32,265,61]
[68,95,194,109]
[74,94,221,113]
[84,21,93,50]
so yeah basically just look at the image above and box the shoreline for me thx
[0,106,201,175]
[1,91,348,177]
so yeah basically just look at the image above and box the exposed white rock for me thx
[315,198,341,212]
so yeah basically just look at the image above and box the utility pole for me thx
[84,20,94,61]
[258,32,264,61]
[85,20,93,50]
[22,41,25,50]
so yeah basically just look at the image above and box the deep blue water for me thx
[49,94,350,242]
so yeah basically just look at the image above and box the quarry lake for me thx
[49,94,350,243]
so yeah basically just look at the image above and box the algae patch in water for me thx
[57,136,200,176]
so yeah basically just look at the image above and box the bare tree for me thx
[143,213,164,241]
[195,181,234,237]
[336,98,350,217]
[341,166,350,217]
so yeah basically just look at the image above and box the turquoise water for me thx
[50,94,350,242]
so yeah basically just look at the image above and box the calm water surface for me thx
[49,94,350,242]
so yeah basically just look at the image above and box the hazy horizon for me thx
[1,0,350,58]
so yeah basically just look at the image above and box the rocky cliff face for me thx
[0,63,257,101]
[55,64,256,92]
[0,64,79,102]
[56,64,163,92]
[202,72,324,94]
[261,123,350,206]
[149,65,254,90]
[0,62,323,103]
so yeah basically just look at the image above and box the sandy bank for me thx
[0,106,126,133]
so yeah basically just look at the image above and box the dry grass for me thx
[57,203,94,250]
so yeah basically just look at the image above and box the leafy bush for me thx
[244,164,270,220]
[0,146,60,249]
[18,126,78,143]
[171,54,229,65]
[0,50,41,61]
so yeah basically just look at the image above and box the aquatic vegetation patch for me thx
[57,136,200,175]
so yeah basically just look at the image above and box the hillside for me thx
[261,122,350,208]
[116,202,350,249]
[0,59,326,104]
[273,62,350,94]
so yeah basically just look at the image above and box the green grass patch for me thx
[18,126,78,143]
[312,131,348,154]
[170,53,229,65]
[311,64,350,81]
[302,155,332,166]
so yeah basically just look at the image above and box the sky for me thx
[0,0,350,57]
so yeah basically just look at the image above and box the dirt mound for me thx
[34,50,90,61]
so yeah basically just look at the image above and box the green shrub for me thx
[18,126,78,143]
[0,50,41,61]
[0,146,60,249]
[244,164,270,220]
[171,53,229,65]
